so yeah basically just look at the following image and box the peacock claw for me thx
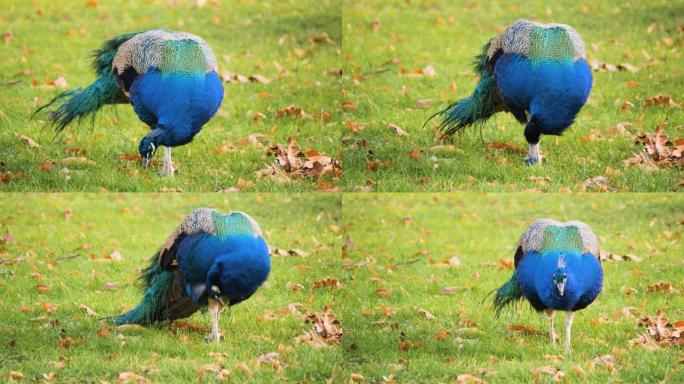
[204,332,222,342]
[525,157,541,165]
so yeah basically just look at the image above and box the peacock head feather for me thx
[139,137,157,167]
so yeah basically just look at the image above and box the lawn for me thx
[0,0,341,192]
[0,193,344,382]
[341,0,683,192]
[340,193,683,382]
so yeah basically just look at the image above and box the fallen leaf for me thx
[117,371,149,384]
[486,142,526,154]
[533,366,565,382]
[507,324,545,336]
[456,374,485,383]
[388,123,407,137]
[78,304,96,317]
[422,65,437,77]
[19,135,40,148]
[417,308,436,320]
[110,250,123,262]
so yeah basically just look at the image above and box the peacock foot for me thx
[524,157,541,166]
[204,332,222,342]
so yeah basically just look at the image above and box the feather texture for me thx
[435,20,592,163]
[115,209,270,331]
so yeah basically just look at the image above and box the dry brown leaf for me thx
[644,95,681,108]
[19,135,40,148]
[417,308,436,320]
[78,304,96,317]
[533,366,565,382]
[599,250,643,262]
[486,142,526,154]
[295,306,343,347]
[313,278,342,289]
[117,371,149,384]
[342,101,358,111]
[456,374,485,383]
[422,65,437,77]
[507,324,545,336]
[415,99,432,108]
[258,137,340,181]
[388,123,407,137]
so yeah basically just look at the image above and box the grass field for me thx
[340,193,683,382]
[342,1,683,192]
[0,193,344,382]
[0,0,341,192]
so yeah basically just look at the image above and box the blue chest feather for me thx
[129,70,223,146]
[494,53,592,134]
[175,233,270,305]
[516,250,602,311]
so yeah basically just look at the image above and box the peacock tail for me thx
[35,32,139,131]
[436,20,590,138]
[36,30,220,132]
[114,251,200,325]
[493,273,524,317]
[435,43,500,136]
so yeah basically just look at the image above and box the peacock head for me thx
[139,137,157,167]
[552,254,568,296]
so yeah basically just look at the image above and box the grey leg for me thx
[564,311,574,354]
[205,298,223,342]
[161,146,175,177]
[545,309,556,344]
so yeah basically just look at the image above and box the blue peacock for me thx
[493,219,603,354]
[115,208,271,342]
[434,20,593,164]
[36,30,224,177]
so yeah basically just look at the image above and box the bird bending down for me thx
[493,219,603,354]
[434,20,592,165]
[36,30,224,177]
[114,209,271,342]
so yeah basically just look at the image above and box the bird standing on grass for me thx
[37,30,224,177]
[493,219,603,354]
[115,209,270,342]
[434,20,592,165]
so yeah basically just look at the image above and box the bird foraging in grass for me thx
[493,219,603,354]
[433,20,592,165]
[36,30,224,177]
[115,209,270,342]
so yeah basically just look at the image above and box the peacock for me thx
[36,30,224,177]
[493,219,603,354]
[115,208,270,342]
[434,20,592,165]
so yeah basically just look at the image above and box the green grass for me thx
[341,0,683,192]
[0,0,341,191]
[0,193,344,382]
[339,193,683,382]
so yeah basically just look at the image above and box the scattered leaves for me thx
[599,250,643,262]
[506,324,545,336]
[624,124,683,169]
[117,371,149,384]
[258,137,341,181]
[295,306,343,347]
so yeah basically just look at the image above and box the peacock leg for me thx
[161,146,175,177]
[205,298,224,342]
[564,311,574,354]
[524,122,542,165]
[545,309,556,344]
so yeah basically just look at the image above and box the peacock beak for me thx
[556,281,566,296]
[142,156,151,168]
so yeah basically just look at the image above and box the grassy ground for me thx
[0,193,343,382]
[342,0,683,192]
[340,193,683,382]
[0,0,341,192]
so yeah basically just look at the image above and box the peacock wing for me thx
[158,208,218,270]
